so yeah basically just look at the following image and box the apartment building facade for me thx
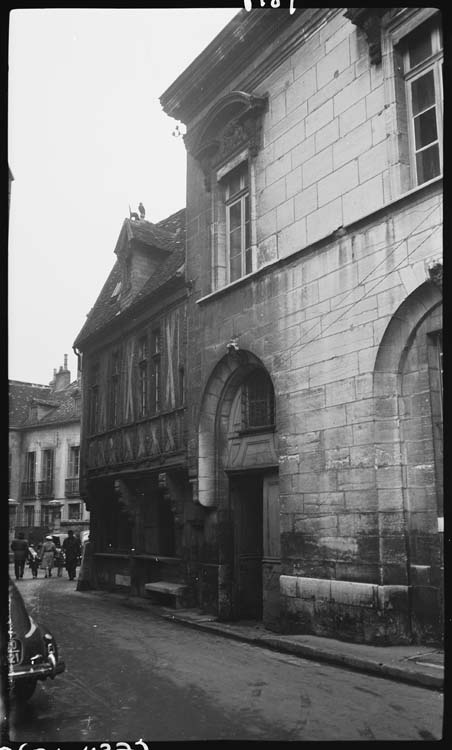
[9,358,89,543]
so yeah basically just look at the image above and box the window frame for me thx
[24,504,35,527]
[137,335,149,418]
[385,9,443,196]
[89,362,100,435]
[151,328,161,414]
[26,451,36,483]
[108,351,121,427]
[241,370,276,433]
[223,163,251,284]
[41,504,52,527]
[402,21,443,187]
[68,502,81,521]
[211,151,256,292]
[41,448,54,482]
[68,445,80,478]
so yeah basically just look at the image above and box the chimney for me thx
[53,354,71,391]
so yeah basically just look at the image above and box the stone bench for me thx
[144,581,188,608]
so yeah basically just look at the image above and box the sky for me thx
[8,7,240,385]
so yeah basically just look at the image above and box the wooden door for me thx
[234,476,263,620]
[262,474,281,629]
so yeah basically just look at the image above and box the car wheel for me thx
[12,680,37,702]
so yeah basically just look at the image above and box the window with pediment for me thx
[186,91,267,291]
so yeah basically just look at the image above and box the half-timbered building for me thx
[74,209,201,598]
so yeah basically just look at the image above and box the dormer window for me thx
[111,281,122,300]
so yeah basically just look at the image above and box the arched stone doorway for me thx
[198,350,280,628]
[374,280,442,643]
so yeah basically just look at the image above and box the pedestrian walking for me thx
[54,546,65,577]
[40,535,57,578]
[63,529,81,581]
[27,543,40,578]
[11,532,29,580]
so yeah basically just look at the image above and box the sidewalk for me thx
[10,568,444,691]
[122,596,444,691]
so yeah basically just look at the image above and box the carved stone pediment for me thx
[186,91,267,192]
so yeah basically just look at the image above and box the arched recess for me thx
[374,279,442,642]
[374,281,442,374]
[198,349,277,508]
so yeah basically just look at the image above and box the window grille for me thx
[243,370,275,430]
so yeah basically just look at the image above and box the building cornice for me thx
[344,8,391,64]
[14,416,81,431]
[160,7,332,125]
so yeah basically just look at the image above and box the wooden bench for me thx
[144,581,188,609]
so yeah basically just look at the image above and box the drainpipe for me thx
[73,345,82,377]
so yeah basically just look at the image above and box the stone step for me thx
[145,581,187,597]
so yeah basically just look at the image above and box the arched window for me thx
[242,370,275,430]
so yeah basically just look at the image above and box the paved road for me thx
[7,574,444,742]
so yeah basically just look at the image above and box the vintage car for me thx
[8,577,65,701]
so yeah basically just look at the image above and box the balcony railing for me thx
[21,481,36,499]
[37,480,54,499]
[12,506,88,527]
[65,477,80,497]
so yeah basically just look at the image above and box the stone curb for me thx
[160,612,444,692]
[78,591,443,692]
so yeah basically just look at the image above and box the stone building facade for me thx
[158,7,443,643]
[9,357,89,543]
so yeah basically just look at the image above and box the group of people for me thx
[11,530,82,581]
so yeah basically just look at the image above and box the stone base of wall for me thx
[94,555,131,593]
[188,562,219,615]
[280,575,413,645]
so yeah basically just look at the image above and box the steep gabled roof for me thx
[9,382,52,427]
[114,215,178,257]
[74,208,186,349]
[9,379,81,428]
